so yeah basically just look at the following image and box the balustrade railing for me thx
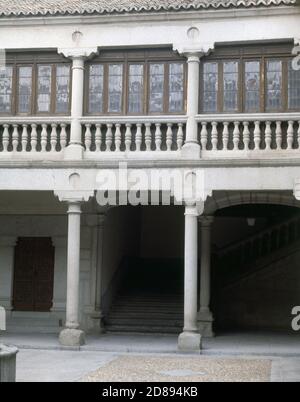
[0,119,70,158]
[197,114,300,156]
[81,117,186,155]
[217,214,300,283]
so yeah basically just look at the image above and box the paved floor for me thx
[1,332,300,382]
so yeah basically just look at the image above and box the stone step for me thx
[105,318,183,326]
[105,325,181,334]
[108,311,183,319]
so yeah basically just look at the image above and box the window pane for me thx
[18,66,32,113]
[266,60,282,111]
[288,60,300,110]
[56,65,70,113]
[149,63,164,113]
[128,64,144,113]
[223,61,239,112]
[37,65,52,113]
[89,64,104,113]
[169,63,184,113]
[108,64,123,113]
[245,61,260,112]
[0,66,13,113]
[203,62,218,112]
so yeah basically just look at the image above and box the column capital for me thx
[173,43,214,59]
[198,216,214,226]
[0,236,17,247]
[85,213,107,228]
[54,190,94,204]
[58,47,99,60]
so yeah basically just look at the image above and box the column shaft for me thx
[65,202,82,329]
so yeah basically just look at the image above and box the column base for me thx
[90,311,106,334]
[181,142,201,159]
[64,144,84,160]
[197,310,215,337]
[178,331,202,353]
[59,328,85,347]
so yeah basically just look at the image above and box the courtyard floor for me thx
[1,332,300,382]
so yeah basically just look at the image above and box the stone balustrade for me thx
[217,214,300,283]
[0,118,71,159]
[197,114,300,157]
[81,117,186,156]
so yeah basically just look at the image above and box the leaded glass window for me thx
[169,63,184,113]
[18,66,32,113]
[223,61,239,112]
[266,60,282,111]
[128,64,144,114]
[108,64,123,113]
[245,61,260,112]
[37,65,52,113]
[149,64,165,113]
[55,65,70,113]
[203,63,218,112]
[0,66,13,113]
[288,60,300,109]
[89,64,104,113]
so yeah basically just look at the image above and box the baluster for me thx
[155,123,162,151]
[95,124,102,152]
[177,123,184,150]
[275,121,282,150]
[106,124,113,152]
[242,121,250,151]
[254,121,261,150]
[297,121,300,150]
[166,123,173,152]
[287,120,294,150]
[125,123,132,152]
[21,124,28,152]
[12,124,19,152]
[135,123,142,152]
[84,124,92,151]
[2,124,10,152]
[31,124,37,152]
[233,121,240,151]
[223,122,229,150]
[200,122,208,151]
[50,124,58,152]
[41,123,48,152]
[145,123,152,151]
[265,121,272,150]
[60,124,67,150]
[211,121,218,151]
[115,123,122,152]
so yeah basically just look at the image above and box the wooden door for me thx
[13,237,55,312]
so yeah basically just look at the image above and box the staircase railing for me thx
[216,214,300,282]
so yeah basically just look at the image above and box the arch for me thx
[204,191,300,215]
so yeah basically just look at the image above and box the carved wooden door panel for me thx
[13,238,55,312]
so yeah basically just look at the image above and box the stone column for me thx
[178,203,201,352]
[55,189,94,347]
[58,47,98,160]
[86,213,107,333]
[182,52,202,158]
[198,216,214,337]
[51,236,67,315]
[0,237,17,312]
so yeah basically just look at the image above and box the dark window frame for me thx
[0,53,72,117]
[200,43,300,114]
[84,50,187,116]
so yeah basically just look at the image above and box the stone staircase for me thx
[104,259,184,334]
